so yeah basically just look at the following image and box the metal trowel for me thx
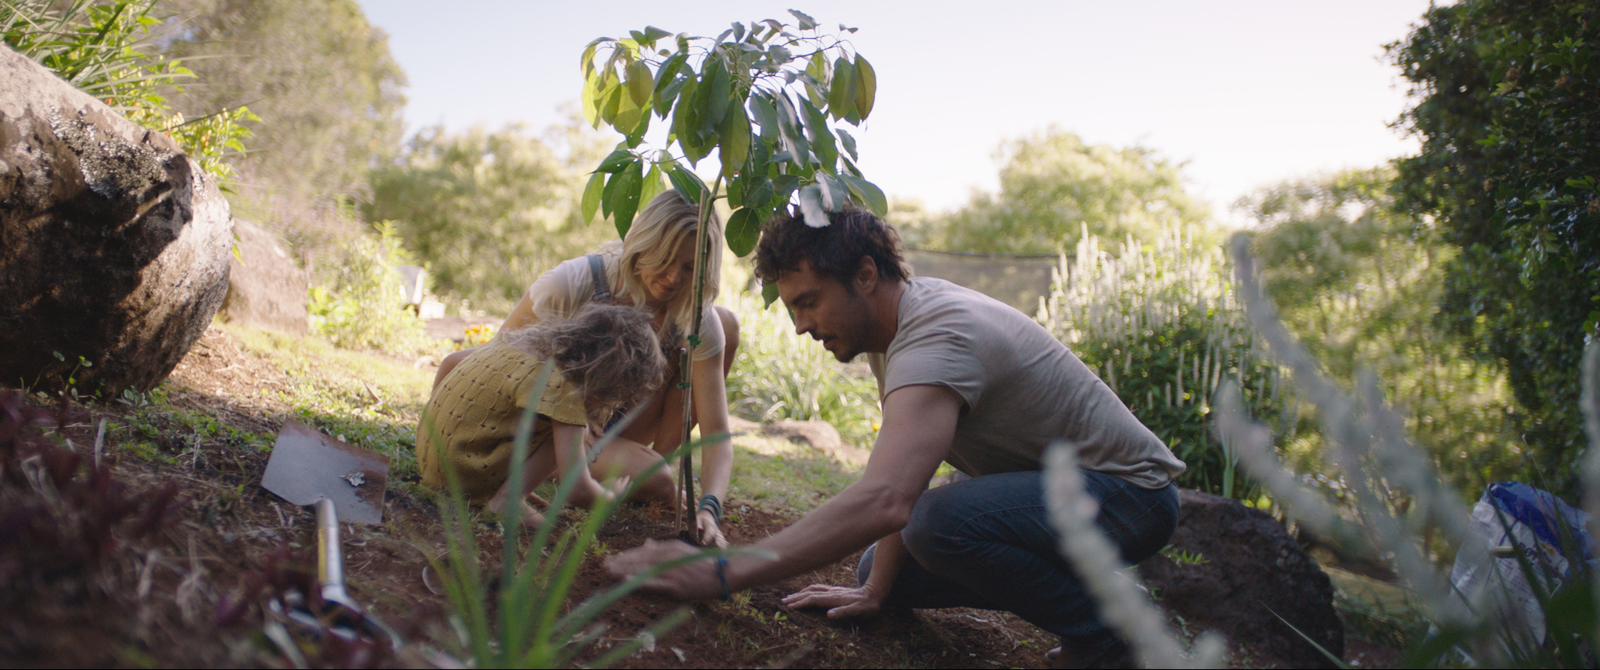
[262,420,399,649]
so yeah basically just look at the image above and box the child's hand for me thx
[570,475,615,509]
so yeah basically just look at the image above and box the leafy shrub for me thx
[1,0,254,185]
[725,286,882,447]
[1218,234,1600,667]
[1037,226,1291,499]
[1240,168,1525,495]
[309,222,433,355]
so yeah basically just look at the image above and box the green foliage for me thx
[307,222,431,354]
[1239,168,1525,493]
[1389,0,1600,497]
[1,0,254,185]
[580,13,885,262]
[1218,238,1600,668]
[158,0,406,210]
[924,127,1213,255]
[725,286,881,446]
[1039,227,1289,499]
[361,120,612,314]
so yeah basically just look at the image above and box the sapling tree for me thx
[579,10,886,536]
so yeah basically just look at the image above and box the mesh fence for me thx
[904,248,1063,314]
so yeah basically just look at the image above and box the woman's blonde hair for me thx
[499,304,666,422]
[598,189,722,343]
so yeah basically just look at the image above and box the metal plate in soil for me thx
[262,420,389,524]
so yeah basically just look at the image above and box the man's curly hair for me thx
[753,206,911,289]
[498,304,665,422]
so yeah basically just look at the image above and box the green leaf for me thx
[665,161,710,207]
[726,173,747,208]
[640,25,671,47]
[719,108,751,179]
[788,9,817,30]
[580,38,608,78]
[854,55,877,120]
[798,185,828,227]
[624,109,651,148]
[837,128,858,162]
[581,73,602,127]
[581,170,606,222]
[748,92,779,141]
[656,76,688,119]
[770,174,800,205]
[625,59,653,106]
[839,172,888,217]
[799,97,837,172]
[774,93,809,167]
[762,280,781,307]
[804,53,829,108]
[605,159,644,237]
[827,57,856,121]
[816,173,846,211]
[744,176,775,209]
[597,149,634,173]
[599,81,624,126]
[726,206,763,257]
[639,164,666,211]
[730,21,745,41]
[701,57,732,135]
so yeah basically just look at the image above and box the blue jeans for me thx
[857,469,1179,647]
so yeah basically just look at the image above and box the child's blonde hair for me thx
[597,190,722,342]
[499,303,665,422]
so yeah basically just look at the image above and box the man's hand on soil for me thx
[781,583,883,620]
[605,539,722,601]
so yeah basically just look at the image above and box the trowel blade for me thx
[262,419,389,525]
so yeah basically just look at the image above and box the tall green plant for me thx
[581,12,886,523]
[1,0,254,185]
[579,11,885,266]
[1038,226,1290,499]
[307,222,431,354]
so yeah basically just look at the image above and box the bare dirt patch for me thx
[1,324,1402,668]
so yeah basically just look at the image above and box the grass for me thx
[222,323,434,478]
[725,432,863,515]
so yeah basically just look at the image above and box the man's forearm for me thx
[726,480,913,590]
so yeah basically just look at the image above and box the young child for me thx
[416,303,666,526]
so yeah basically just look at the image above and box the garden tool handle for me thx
[314,497,355,608]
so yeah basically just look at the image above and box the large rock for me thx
[1138,488,1344,668]
[0,46,231,395]
[220,219,307,334]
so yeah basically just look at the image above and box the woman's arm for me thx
[551,420,613,509]
[691,350,734,547]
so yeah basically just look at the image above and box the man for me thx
[607,208,1186,668]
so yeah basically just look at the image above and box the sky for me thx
[357,1,1435,226]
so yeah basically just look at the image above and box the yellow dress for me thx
[416,341,588,504]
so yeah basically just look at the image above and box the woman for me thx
[434,190,740,546]
[417,304,666,527]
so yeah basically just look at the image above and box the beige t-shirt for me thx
[527,253,725,362]
[866,278,1186,489]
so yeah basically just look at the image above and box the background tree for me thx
[1240,168,1524,491]
[924,127,1212,254]
[361,119,611,314]
[157,0,406,217]
[1389,0,1600,495]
